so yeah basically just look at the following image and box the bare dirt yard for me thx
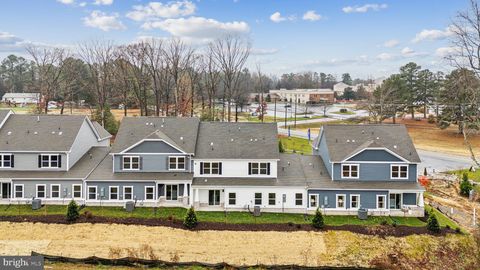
[0,222,477,269]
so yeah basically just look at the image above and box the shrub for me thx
[66,200,80,222]
[427,114,435,124]
[427,213,441,233]
[455,227,462,234]
[279,141,285,153]
[460,172,473,197]
[92,105,119,135]
[391,220,397,227]
[339,108,347,113]
[380,219,388,226]
[183,207,198,229]
[312,208,324,229]
[84,211,93,219]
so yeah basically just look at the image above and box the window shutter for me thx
[219,162,222,175]
[267,163,270,175]
[200,162,204,175]
[11,155,14,168]
[58,155,62,168]
[38,155,41,168]
[248,163,251,175]
[139,157,143,170]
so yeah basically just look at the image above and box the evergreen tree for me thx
[312,208,325,229]
[66,200,80,222]
[460,172,473,197]
[427,212,440,233]
[279,141,285,153]
[92,105,119,135]
[183,206,198,229]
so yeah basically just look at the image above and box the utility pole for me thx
[284,101,287,128]
[294,95,297,129]
[274,97,277,122]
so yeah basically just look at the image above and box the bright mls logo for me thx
[1,256,43,270]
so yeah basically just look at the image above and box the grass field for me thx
[240,113,327,123]
[279,136,312,155]
[0,204,459,228]
[449,169,480,182]
[287,118,365,130]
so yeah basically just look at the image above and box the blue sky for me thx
[0,0,469,79]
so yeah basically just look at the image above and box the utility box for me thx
[125,201,135,212]
[32,199,42,210]
[357,208,368,220]
[253,206,261,217]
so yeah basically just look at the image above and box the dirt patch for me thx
[0,222,475,268]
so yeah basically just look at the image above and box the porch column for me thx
[194,188,200,208]
[418,192,424,207]
[182,183,188,206]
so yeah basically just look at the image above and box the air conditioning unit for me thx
[32,199,42,210]
[125,201,135,212]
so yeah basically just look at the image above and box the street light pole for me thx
[274,98,277,122]
[284,101,287,128]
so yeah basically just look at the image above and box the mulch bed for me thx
[0,215,455,238]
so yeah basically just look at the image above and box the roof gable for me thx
[346,149,405,162]
[124,140,183,154]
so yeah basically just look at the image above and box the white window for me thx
[72,185,82,199]
[165,185,178,201]
[40,154,61,168]
[145,186,155,200]
[295,193,303,206]
[350,194,360,209]
[123,186,133,200]
[268,193,276,205]
[169,157,185,170]
[309,194,319,208]
[88,186,97,200]
[228,193,236,205]
[342,164,359,179]
[249,162,270,175]
[14,184,23,198]
[391,165,408,179]
[254,193,262,205]
[336,194,346,208]
[50,184,60,199]
[110,186,119,200]
[377,195,387,209]
[123,156,140,170]
[36,184,46,198]
[0,154,13,168]
[201,162,222,175]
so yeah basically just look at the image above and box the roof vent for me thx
[393,145,397,149]
[7,131,11,136]
[254,138,258,142]
[210,142,214,146]
[361,130,365,134]
[145,122,149,126]
[250,138,253,142]
[335,139,338,143]
[287,161,290,166]
[58,131,63,135]
[230,138,234,142]
[376,137,380,140]
[180,136,184,141]
[34,131,38,135]
[160,124,164,128]
[347,139,350,143]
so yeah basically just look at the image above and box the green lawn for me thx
[279,136,312,155]
[449,169,480,182]
[287,118,365,130]
[425,205,460,230]
[0,204,461,229]
[243,114,327,123]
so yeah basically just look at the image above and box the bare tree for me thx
[202,47,221,120]
[144,39,166,116]
[209,35,251,121]
[78,40,116,125]
[26,45,69,113]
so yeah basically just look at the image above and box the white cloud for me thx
[251,48,279,55]
[127,1,196,21]
[141,16,249,43]
[83,10,126,31]
[401,47,414,56]
[376,52,393,61]
[57,0,75,4]
[94,0,113,5]
[270,12,286,23]
[305,55,370,67]
[412,26,454,43]
[435,46,461,57]
[0,32,22,44]
[302,10,321,21]
[383,39,399,48]
[79,2,86,6]
[342,4,387,13]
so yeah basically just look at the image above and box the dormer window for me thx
[0,154,13,168]
[248,162,270,175]
[123,156,140,170]
[169,156,185,170]
[39,154,61,168]
[391,165,408,179]
[341,164,359,179]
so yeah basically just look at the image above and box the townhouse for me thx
[0,109,424,217]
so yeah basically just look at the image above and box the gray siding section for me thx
[12,179,82,199]
[308,190,389,209]
[313,131,332,177]
[113,154,191,173]
[403,193,417,205]
[86,181,156,201]
[69,120,108,169]
[347,150,404,162]
[0,153,67,171]
[126,141,182,154]
[333,163,417,181]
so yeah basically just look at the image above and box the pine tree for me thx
[278,141,285,153]
[427,212,440,233]
[312,208,324,229]
[460,172,473,197]
[183,206,198,229]
[66,200,80,222]
[92,105,119,135]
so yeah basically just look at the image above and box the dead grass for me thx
[0,222,476,268]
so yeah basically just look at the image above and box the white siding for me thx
[193,159,278,178]
[69,119,109,169]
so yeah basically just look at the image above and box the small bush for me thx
[445,224,451,230]
[287,222,294,227]
[339,108,348,113]
[183,207,198,229]
[167,215,174,221]
[427,114,435,124]
[279,141,285,153]
[391,220,397,227]
[380,220,388,226]
[427,213,441,233]
[84,211,93,219]
[460,172,473,197]
[66,200,80,222]
[312,208,325,229]
[296,224,302,229]
[455,227,462,234]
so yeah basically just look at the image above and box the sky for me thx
[0,0,470,79]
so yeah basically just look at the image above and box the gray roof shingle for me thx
[111,117,200,154]
[92,121,112,140]
[0,110,11,126]
[0,114,89,151]
[320,124,421,163]
[195,122,279,159]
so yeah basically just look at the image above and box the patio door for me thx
[389,193,402,209]
[166,185,178,201]
[208,190,220,206]
[1,183,11,199]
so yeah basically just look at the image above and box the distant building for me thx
[2,93,40,104]
[354,77,385,93]
[333,82,352,96]
[269,89,335,104]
